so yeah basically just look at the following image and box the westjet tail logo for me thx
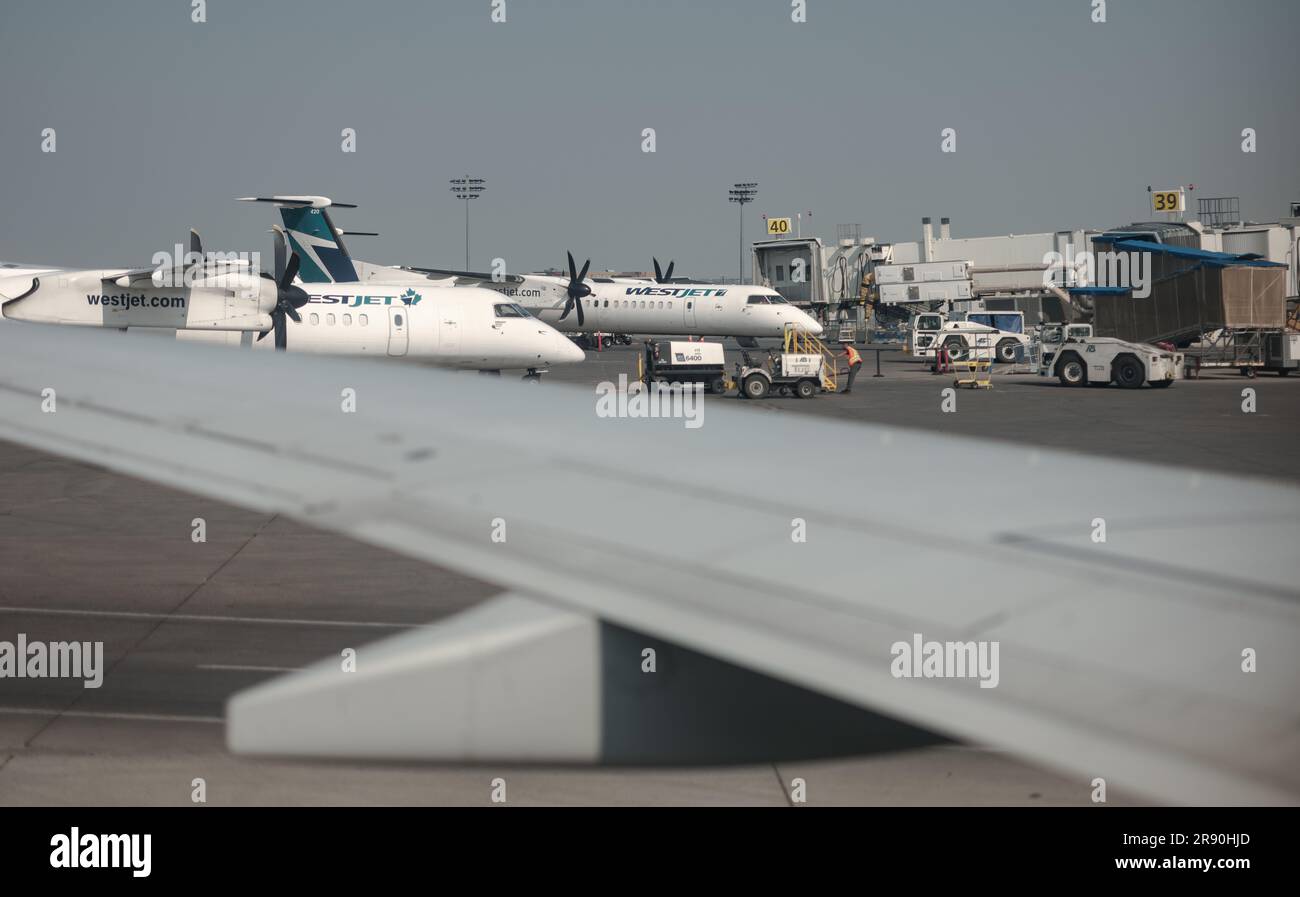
[310,288,422,307]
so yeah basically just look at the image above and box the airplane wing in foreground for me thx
[0,323,1296,805]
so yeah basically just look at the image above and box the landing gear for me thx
[523,368,545,383]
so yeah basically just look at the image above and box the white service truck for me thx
[1038,323,1183,388]
[735,350,826,399]
[909,311,1032,364]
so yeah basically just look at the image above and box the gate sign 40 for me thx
[1151,189,1185,213]
[767,217,792,235]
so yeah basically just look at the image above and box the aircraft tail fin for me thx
[237,196,360,283]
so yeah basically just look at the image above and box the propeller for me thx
[257,226,311,351]
[560,251,591,326]
[653,257,675,283]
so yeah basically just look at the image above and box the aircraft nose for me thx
[803,314,824,336]
[542,328,586,364]
[559,333,587,363]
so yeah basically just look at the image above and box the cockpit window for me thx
[747,295,770,305]
[767,294,788,304]
[494,303,531,318]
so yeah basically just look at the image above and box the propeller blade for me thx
[274,312,287,351]
[271,226,287,283]
[182,229,203,285]
[574,299,584,326]
[286,306,302,324]
[256,328,269,342]
[577,258,590,283]
[665,260,674,281]
[567,251,578,282]
[653,257,663,282]
[280,252,300,291]
[559,297,573,321]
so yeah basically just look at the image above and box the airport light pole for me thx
[729,182,757,283]
[449,175,486,269]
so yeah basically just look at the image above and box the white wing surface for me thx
[0,323,1295,805]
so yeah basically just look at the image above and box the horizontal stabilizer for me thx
[238,195,357,209]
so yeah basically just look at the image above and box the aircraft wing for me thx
[400,266,525,285]
[101,266,165,286]
[0,322,1296,805]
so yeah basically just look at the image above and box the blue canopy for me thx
[1095,237,1285,268]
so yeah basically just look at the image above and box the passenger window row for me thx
[307,313,370,326]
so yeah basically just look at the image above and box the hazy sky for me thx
[2,0,1297,275]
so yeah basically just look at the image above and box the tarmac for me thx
[4,340,1296,805]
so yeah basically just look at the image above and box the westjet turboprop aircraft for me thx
[243,195,823,341]
[0,230,583,375]
[503,252,823,341]
[180,229,584,375]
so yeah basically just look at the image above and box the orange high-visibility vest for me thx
[845,345,862,366]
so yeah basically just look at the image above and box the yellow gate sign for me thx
[766,217,792,236]
[1151,190,1185,213]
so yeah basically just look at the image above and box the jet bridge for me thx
[751,226,884,343]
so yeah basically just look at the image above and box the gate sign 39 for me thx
[767,217,792,235]
[1151,189,1185,213]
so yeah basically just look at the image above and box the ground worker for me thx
[842,343,863,393]
[642,340,658,384]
